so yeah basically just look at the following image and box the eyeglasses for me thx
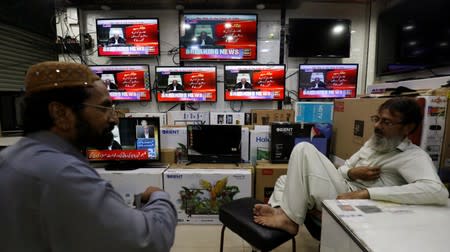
[82,103,117,115]
[370,115,403,127]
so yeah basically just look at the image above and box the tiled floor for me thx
[171,224,320,252]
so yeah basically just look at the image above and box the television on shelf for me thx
[179,13,257,61]
[224,64,286,101]
[89,64,151,101]
[298,64,358,99]
[187,125,242,163]
[96,18,159,57]
[155,66,217,103]
[288,18,351,58]
[86,117,161,168]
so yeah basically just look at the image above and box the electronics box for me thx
[210,112,246,125]
[167,111,210,126]
[249,128,271,165]
[295,101,334,123]
[160,126,187,149]
[163,167,252,224]
[270,123,332,163]
[96,167,167,207]
[254,162,287,204]
[251,109,294,125]
[241,127,250,162]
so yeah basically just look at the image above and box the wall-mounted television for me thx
[288,18,351,58]
[96,18,159,57]
[298,64,358,99]
[89,65,151,101]
[86,117,160,165]
[187,125,241,163]
[155,66,217,103]
[179,13,257,61]
[224,64,285,101]
[376,0,450,75]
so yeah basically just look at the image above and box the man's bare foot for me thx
[253,204,282,216]
[253,206,299,235]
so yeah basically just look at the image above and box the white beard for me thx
[367,134,403,153]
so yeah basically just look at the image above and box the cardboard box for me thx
[241,127,250,162]
[249,129,271,165]
[210,112,247,125]
[96,168,167,207]
[332,97,447,170]
[255,162,287,204]
[160,126,187,149]
[163,168,252,224]
[270,123,332,163]
[161,148,176,164]
[251,109,294,125]
[124,112,167,126]
[295,101,334,123]
[167,111,210,126]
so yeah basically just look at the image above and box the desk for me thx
[320,199,450,252]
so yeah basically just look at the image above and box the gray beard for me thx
[367,134,403,153]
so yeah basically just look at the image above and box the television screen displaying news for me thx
[180,14,257,61]
[298,64,358,99]
[86,117,160,162]
[96,18,159,57]
[224,64,285,101]
[155,66,217,102]
[89,65,151,101]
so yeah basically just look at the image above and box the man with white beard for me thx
[253,97,449,235]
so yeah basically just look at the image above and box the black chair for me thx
[219,197,321,252]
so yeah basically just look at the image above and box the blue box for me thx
[295,102,334,123]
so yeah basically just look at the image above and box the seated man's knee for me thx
[292,142,315,153]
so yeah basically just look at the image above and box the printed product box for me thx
[160,126,187,149]
[249,129,271,165]
[124,112,167,126]
[241,127,250,162]
[255,162,287,204]
[167,111,210,126]
[97,167,167,207]
[270,122,332,163]
[295,101,334,123]
[251,109,294,125]
[210,112,247,125]
[163,168,252,224]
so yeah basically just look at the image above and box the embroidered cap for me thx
[25,61,100,94]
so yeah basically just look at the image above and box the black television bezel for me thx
[288,18,352,58]
[186,124,242,163]
[223,64,286,102]
[0,90,25,136]
[154,65,218,103]
[298,63,359,100]
[179,13,258,62]
[88,64,152,102]
[95,17,160,57]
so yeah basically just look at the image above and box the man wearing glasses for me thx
[252,97,448,235]
[0,61,177,252]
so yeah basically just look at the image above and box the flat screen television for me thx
[179,13,257,61]
[86,117,161,167]
[298,64,358,99]
[0,91,25,136]
[96,18,159,57]
[187,125,241,163]
[224,64,285,101]
[155,66,217,103]
[89,65,151,101]
[288,18,351,58]
[376,0,450,75]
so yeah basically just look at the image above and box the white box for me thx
[418,96,447,169]
[249,129,271,165]
[160,126,187,149]
[210,112,246,125]
[125,112,167,126]
[97,168,167,207]
[167,111,210,126]
[163,168,252,224]
[295,101,334,123]
[241,127,250,162]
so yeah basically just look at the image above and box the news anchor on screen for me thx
[233,77,253,90]
[166,79,184,92]
[309,77,327,89]
[136,120,154,139]
[196,31,214,46]
[107,28,126,46]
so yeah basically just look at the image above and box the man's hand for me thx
[348,166,381,181]
[141,186,164,204]
[336,189,370,199]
